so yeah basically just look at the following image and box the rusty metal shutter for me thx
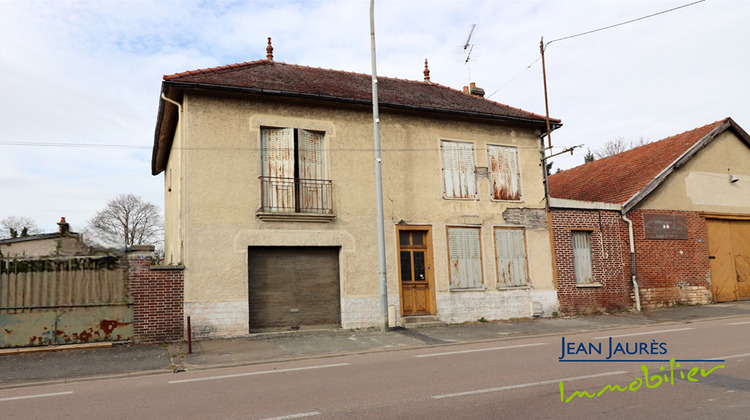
[441,141,476,198]
[572,231,594,284]
[495,228,529,287]
[298,129,325,213]
[448,227,483,289]
[487,145,521,201]
[248,246,341,331]
[261,128,295,212]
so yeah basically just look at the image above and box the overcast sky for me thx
[1,0,747,233]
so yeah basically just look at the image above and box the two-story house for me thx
[151,40,561,337]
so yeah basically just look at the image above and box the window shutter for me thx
[448,227,482,289]
[261,128,295,211]
[495,228,529,287]
[442,141,476,198]
[572,231,594,284]
[298,129,325,212]
[488,145,520,200]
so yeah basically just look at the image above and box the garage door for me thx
[248,246,340,331]
[706,219,750,302]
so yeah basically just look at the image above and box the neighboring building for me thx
[548,118,750,314]
[151,40,561,337]
[0,218,90,258]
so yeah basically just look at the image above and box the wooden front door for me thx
[707,219,750,302]
[397,227,435,316]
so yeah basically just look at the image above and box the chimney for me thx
[466,82,485,98]
[423,59,430,82]
[58,217,70,235]
[266,37,274,61]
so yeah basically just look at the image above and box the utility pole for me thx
[370,0,389,332]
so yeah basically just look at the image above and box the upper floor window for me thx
[260,127,332,214]
[441,140,477,199]
[487,145,521,201]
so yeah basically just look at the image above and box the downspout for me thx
[161,93,184,265]
[621,213,641,311]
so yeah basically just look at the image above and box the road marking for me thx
[0,391,73,402]
[432,371,627,400]
[728,321,750,325]
[593,327,694,339]
[415,342,546,358]
[717,352,750,360]
[261,412,320,420]
[168,363,350,384]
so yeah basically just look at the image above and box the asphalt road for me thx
[1,316,748,419]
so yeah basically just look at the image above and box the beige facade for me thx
[158,89,558,337]
[638,130,750,212]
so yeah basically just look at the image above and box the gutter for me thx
[160,93,185,265]
[621,212,641,312]
[161,81,562,129]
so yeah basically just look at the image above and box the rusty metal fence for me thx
[0,255,133,347]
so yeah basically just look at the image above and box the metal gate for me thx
[0,255,133,348]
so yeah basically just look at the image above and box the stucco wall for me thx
[166,91,557,335]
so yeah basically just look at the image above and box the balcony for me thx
[258,176,335,222]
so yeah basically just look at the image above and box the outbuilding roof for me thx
[547,117,750,213]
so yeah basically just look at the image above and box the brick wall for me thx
[127,246,185,343]
[550,209,630,314]
[623,210,711,308]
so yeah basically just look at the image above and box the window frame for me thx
[446,225,485,291]
[440,140,478,200]
[493,227,530,289]
[486,144,522,202]
[571,230,595,284]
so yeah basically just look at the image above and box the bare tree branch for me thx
[88,194,163,248]
[0,216,42,239]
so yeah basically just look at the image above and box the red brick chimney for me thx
[58,217,70,235]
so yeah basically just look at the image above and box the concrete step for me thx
[400,315,444,329]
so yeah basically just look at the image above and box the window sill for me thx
[497,285,531,291]
[449,287,487,292]
[256,212,336,223]
[576,282,603,288]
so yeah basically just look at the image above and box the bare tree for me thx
[0,216,41,239]
[88,194,163,247]
[594,136,648,159]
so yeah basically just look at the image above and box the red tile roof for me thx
[548,119,731,206]
[162,60,555,124]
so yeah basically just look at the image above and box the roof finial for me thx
[266,37,274,61]
[423,59,430,82]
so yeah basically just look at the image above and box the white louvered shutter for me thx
[572,231,594,284]
[448,228,483,289]
[495,228,529,287]
[488,145,521,201]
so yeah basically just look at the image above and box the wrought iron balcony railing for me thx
[260,176,333,214]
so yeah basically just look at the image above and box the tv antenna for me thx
[462,24,476,84]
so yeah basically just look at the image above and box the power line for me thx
[487,0,706,99]
[0,141,150,149]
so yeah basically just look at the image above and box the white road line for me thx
[728,321,750,325]
[168,363,350,384]
[717,352,750,360]
[0,391,73,402]
[261,412,320,420]
[432,371,627,400]
[415,343,546,358]
[593,327,694,339]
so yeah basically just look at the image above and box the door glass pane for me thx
[412,232,424,246]
[413,251,425,281]
[399,231,410,246]
[400,251,412,281]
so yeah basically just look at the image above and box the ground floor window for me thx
[447,226,483,290]
[572,231,594,284]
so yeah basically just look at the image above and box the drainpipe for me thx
[161,93,184,265]
[621,213,641,311]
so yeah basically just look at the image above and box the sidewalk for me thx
[2,301,750,388]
